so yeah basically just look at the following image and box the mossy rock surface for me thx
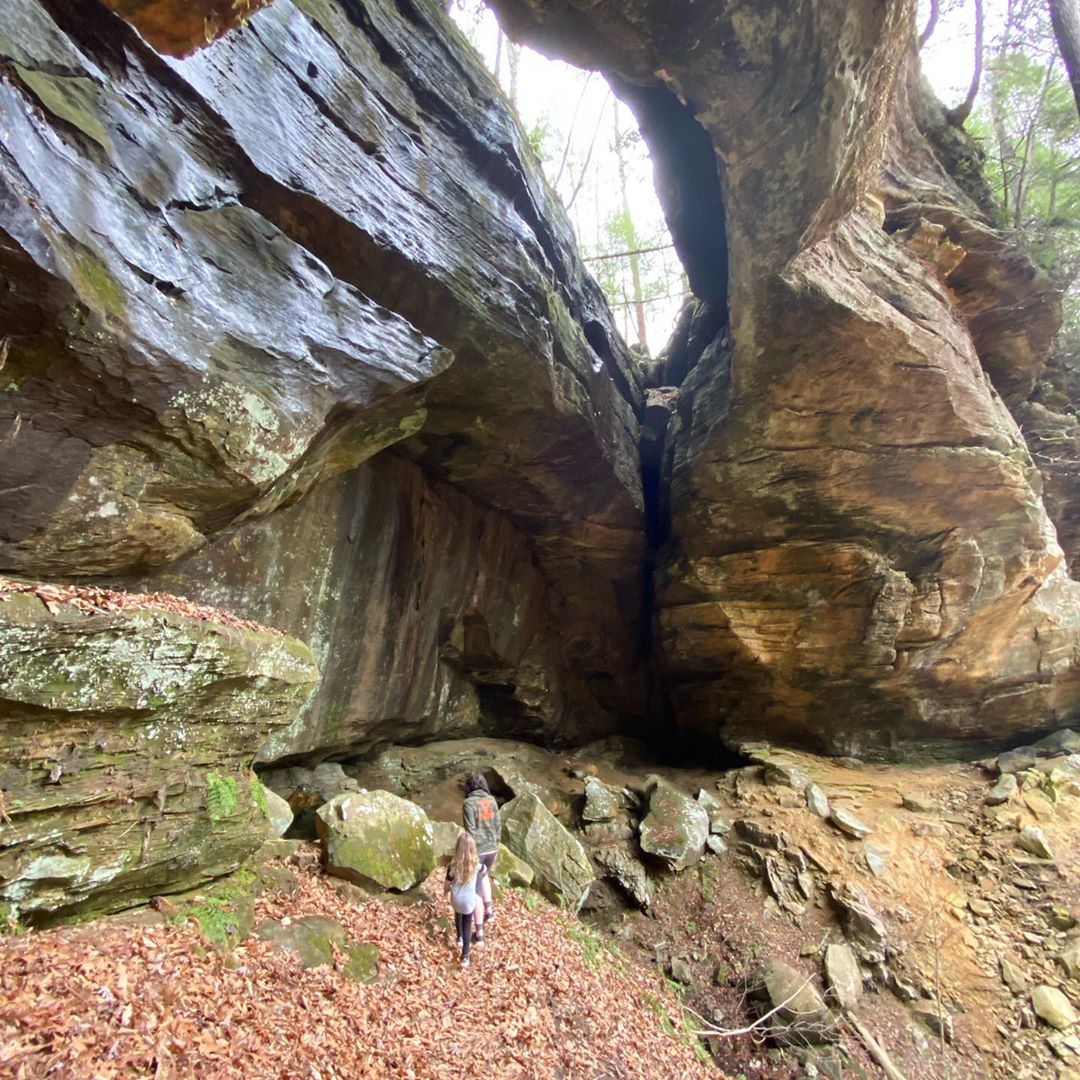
[317,790,435,892]
[0,587,318,925]
[493,844,534,887]
[501,792,593,912]
[255,914,378,982]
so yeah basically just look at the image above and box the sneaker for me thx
[460,957,470,968]
[455,938,463,948]
[472,931,484,946]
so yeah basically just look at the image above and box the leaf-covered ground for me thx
[0,869,718,1078]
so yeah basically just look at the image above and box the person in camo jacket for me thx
[462,771,500,925]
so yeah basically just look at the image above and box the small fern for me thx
[249,775,269,817]
[205,772,238,822]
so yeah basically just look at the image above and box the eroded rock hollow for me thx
[2,0,1079,917]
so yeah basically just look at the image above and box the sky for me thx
[449,0,1010,356]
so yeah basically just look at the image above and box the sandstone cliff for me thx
[1,0,1079,930]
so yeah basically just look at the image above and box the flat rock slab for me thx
[317,790,434,891]
[582,777,622,823]
[805,784,830,818]
[823,943,862,1010]
[755,958,835,1043]
[985,774,1017,806]
[829,807,873,839]
[638,777,709,871]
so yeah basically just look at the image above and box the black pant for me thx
[455,911,473,961]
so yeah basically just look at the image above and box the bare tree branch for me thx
[919,0,940,48]
[947,0,985,124]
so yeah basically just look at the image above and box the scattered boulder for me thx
[696,789,722,811]
[501,792,594,912]
[582,777,622,823]
[1033,985,1078,1030]
[764,762,809,790]
[1061,940,1080,981]
[968,898,993,918]
[263,763,362,838]
[493,844,534,887]
[316,790,435,891]
[1001,956,1028,994]
[591,843,653,910]
[1017,825,1055,860]
[900,793,938,814]
[255,915,378,982]
[753,958,836,1044]
[805,784,830,818]
[985,774,1018,806]
[910,1001,954,1042]
[260,786,295,839]
[829,807,873,839]
[999,747,1040,775]
[669,956,693,985]
[431,821,464,864]
[823,944,861,1010]
[638,777,709,872]
[829,883,888,964]
[864,845,888,878]
[734,820,788,850]
[706,835,728,856]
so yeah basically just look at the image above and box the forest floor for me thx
[0,866,722,1080]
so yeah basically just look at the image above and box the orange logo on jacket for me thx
[477,798,496,821]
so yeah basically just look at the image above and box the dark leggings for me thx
[455,911,473,961]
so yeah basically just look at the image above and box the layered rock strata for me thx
[0,0,646,740]
[492,0,1080,756]
[0,582,318,923]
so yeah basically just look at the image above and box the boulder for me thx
[493,844,534,887]
[638,777,710,871]
[0,583,318,924]
[431,821,465,865]
[582,777,622,823]
[501,792,594,912]
[754,958,835,1043]
[255,915,378,982]
[764,762,809,790]
[985,774,1018,806]
[829,883,888,964]
[260,786,295,839]
[1017,825,1055,860]
[823,943,862,1011]
[1062,940,1080,981]
[829,807,873,839]
[1033,985,1078,1030]
[1001,956,1028,994]
[805,784,830,819]
[706,836,728,856]
[316,791,435,891]
[900,793,938,813]
[592,843,654,910]
[261,762,361,837]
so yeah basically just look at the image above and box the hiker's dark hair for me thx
[465,770,490,795]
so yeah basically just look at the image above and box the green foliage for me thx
[966,13,1080,348]
[205,772,238,823]
[185,899,241,945]
[565,919,625,971]
[249,775,269,818]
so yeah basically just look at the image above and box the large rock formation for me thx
[0,580,318,923]
[0,0,646,743]
[2,0,1080,794]
[492,0,1080,757]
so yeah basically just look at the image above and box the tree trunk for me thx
[918,0,939,48]
[1050,0,1080,118]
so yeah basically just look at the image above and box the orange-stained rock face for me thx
[492,0,1080,757]
[100,0,273,56]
